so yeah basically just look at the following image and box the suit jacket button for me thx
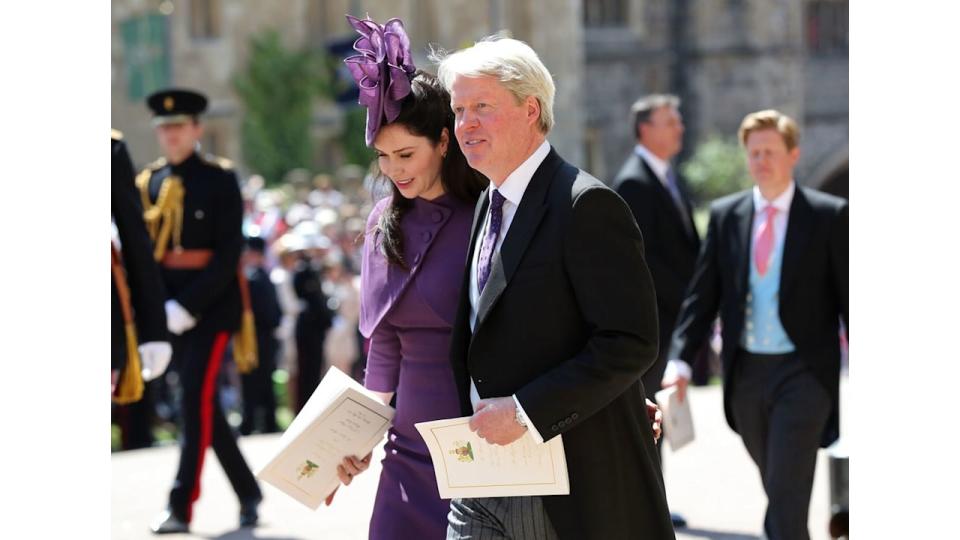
[571,413,579,420]
[422,231,432,242]
[551,424,558,432]
[432,210,443,223]
[195,210,204,219]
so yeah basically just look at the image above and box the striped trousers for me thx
[447,496,559,540]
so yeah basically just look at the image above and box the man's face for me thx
[154,120,203,164]
[744,129,800,194]
[639,105,684,160]
[450,74,540,184]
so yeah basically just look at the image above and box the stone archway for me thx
[807,144,848,200]
[819,164,848,200]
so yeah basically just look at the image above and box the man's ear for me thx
[526,96,541,127]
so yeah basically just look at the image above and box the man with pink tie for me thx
[662,110,848,540]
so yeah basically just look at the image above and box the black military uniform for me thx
[239,236,282,435]
[140,90,262,534]
[112,131,168,402]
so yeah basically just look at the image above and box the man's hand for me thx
[325,451,373,505]
[645,398,663,443]
[139,341,173,381]
[469,396,527,446]
[165,300,197,335]
[661,359,692,403]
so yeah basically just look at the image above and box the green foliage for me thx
[341,106,376,167]
[234,31,326,185]
[681,135,752,209]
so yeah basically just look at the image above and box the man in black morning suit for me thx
[662,110,848,540]
[140,89,263,535]
[613,93,699,529]
[439,38,675,540]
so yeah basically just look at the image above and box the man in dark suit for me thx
[612,93,700,530]
[111,130,171,411]
[140,89,263,534]
[662,109,848,540]
[239,236,282,435]
[438,37,675,540]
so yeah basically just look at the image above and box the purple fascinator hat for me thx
[343,15,417,146]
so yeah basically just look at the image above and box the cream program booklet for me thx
[256,367,394,509]
[655,385,695,451]
[414,417,569,499]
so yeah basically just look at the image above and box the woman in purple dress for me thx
[330,16,662,539]
[332,16,487,540]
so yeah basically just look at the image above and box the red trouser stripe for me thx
[186,331,229,522]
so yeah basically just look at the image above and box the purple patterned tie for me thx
[477,190,506,294]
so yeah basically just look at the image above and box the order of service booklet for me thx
[655,385,695,451]
[414,416,569,499]
[256,367,394,509]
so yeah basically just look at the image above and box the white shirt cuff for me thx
[664,359,693,382]
[512,395,544,444]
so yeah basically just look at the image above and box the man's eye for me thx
[399,154,412,159]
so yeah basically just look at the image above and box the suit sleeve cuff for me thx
[512,395,544,444]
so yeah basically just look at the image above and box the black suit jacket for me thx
[112,136,167,371]
[247,266,282,337]
[613,152,701,393]
[669,185,848,446]
[448,149,675,539]
[141,152,244,332]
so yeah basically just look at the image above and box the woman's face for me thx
[373,123,448,201]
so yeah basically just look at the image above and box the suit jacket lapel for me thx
[473,149,558,331]
[779,186,813,297]
[639,157,697,245]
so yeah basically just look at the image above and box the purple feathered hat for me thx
[343,15,417,146]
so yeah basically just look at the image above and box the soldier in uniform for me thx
[238,235,282,435]
[138,89,263,534]
[112,130,172,407]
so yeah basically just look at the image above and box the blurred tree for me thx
[234,31,323,185]
[681,135,752,210]
[340,106,375,167]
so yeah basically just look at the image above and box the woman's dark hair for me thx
[375,69,488,268]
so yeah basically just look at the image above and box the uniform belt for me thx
[162,249,213,269]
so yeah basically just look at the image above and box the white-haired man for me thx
[437,37,676,539]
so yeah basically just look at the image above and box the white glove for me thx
[139,341,173,381]
[165,300,197,335]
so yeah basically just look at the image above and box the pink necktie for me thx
[754,206,778,276]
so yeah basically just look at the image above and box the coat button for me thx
[432,210,443,223]
[195,210,204,219]
[476,378,483,384]
[551,424,559,432]
[571,413,579,420]
[422,231,432,243]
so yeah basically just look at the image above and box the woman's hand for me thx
[325,452,374,506]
